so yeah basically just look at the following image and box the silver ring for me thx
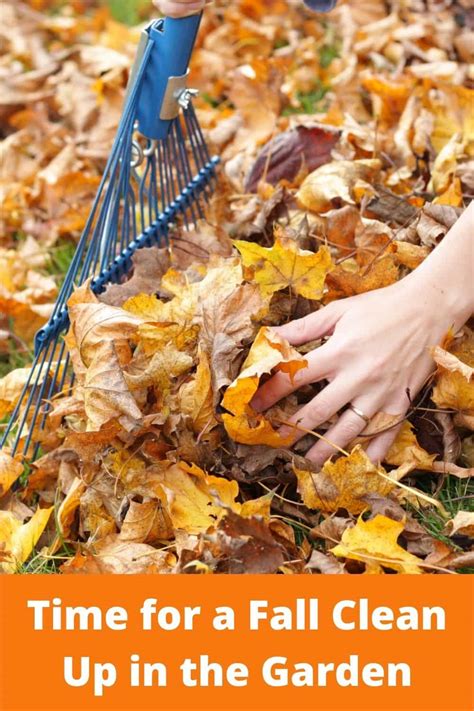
[348,404,371,424]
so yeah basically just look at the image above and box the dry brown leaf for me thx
[61,536,176,574]
[297,159,381,214]
[444,511,474,539]
[295,445,394,514]
[432,333,474,430]
[83,340,142,432]
[119,498,174,544]
[306,549,346,574]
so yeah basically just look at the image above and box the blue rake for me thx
[1,14,219,462]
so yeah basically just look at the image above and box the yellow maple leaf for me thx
[295,445,394,514]
[0,506,53,573]
[222,327,307,447]
[385,421,437,472]
[234,234,334,299]
[331,514,423,574]
[0,451,23,497]
[158,461,239,534]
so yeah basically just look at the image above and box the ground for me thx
[0,0,473,575]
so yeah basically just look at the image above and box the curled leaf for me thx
[297,159,381,214]
[222,327,307,447]
[432,333,474,430]
[444,511,474,539]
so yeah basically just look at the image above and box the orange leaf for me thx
[222,327,307,447]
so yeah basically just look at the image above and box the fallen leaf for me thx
[234,232,334,299]
[305,549,346,574]
[432,333,474,430]
[385,421,437,472]
[297,159,381,214]
[83,340,142,432]
[61,536,176,574]
[222,327,307,447]
[158,462,239,534]
[432,344,474,381]
[0,506,53,573]
[119,498,174,544]
[331,514,423,574]
[198,282,265,390]
[295,445,394,514]
[326,256,399,299]
[393,241,430,270]
[178,509,286,574]
[101,247,171,307]
[179,347,217,435]
[245,125,341,192]
[444,511,474,539]
[0,452,23,497]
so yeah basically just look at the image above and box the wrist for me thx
[406,262,472,338]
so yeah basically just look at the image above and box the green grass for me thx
[282,82,329,116]
[413,474,474,542]
[0,322,32,378]
[319,43,340,69]
[18,489,76,574]
[409,474,474,573]
[46,238,77,287]
[18,548,73,574]
[105,0,153,25]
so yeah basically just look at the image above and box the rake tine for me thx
[2,14,220,462]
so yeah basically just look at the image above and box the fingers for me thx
[154,0,207,18]
[251,344,334,412]
[365,422,403,464]
[364,395,409,463]
[304,398,381,466]
[280,378,354,443]
[274,301,344,346]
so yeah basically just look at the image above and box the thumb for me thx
[274,300,345,345]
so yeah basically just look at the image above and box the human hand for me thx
[153,0,209,18]
[251,254,470,466]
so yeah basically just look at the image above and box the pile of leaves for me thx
[0,0,473,575]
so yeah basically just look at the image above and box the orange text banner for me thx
[0,575,472,711]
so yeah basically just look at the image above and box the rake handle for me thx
[136,14,202,140]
